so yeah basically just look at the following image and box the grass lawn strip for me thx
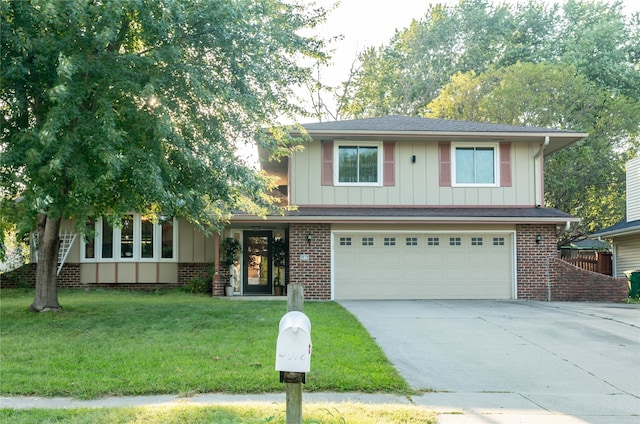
[0,403,437,424]
[0,289,409,398]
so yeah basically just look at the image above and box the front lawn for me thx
[0,289,409,399]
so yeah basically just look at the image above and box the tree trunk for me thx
[31,214,62,312]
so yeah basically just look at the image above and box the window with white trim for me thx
[82,214,177,262]
[335,142,382,185]
[452,143,499,186]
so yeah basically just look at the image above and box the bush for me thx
[182,266,215,294]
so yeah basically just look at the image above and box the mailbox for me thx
[276,311,312,373]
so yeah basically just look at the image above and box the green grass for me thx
[0,403,436,424]
[0,289,409,399]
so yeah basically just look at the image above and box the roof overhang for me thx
[288,129,587,155]
[231,207,579,226]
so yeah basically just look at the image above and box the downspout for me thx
[534,136,550,207]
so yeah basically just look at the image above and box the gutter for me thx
[534,136,550,159]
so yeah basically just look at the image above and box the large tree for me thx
[426,62,640,241]
[0,0,327,311]
[343,0,639,118]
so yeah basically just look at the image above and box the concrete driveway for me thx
[340,300,640,424]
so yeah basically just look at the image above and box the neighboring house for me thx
[224,115,587,300]
[590,157,640,278]
[12,116,626,301]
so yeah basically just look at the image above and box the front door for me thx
[243,231,272,295]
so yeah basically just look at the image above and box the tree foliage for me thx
[0,0,327,310]
[344,0,640,117]
[341,0,639,241]
[427,62,640,240]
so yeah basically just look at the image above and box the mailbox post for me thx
[276,284,310,424]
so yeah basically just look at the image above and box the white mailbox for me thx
[275,311,312,373]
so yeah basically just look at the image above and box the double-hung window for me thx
[452,143,499,186]
[336,143,382,185]
[82,214,177,262]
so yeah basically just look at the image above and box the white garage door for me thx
[334,232,513,300]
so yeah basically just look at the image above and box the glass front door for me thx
[243,231,272,295]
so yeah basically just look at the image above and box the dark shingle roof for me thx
[591,219,640,237]
[301,115,583,135]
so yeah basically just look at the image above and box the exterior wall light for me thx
[536,234,542,244]
[307,233,313,244]
[412,155,416,163]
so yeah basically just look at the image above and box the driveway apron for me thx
[340,300,640,424]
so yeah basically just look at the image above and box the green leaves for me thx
[1,0,327,235]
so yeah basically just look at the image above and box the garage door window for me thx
[471,237,483,246]
[384,237,396,246]
[339,237,352,246]
[406,237,418,246]
[362,237,374,246]
[427,237,440,246]
[493,237,505,246]
[449,237,462,246]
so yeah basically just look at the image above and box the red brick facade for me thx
[516,224,558,300]
[1,224,627,302]
[548,258,628,302]
[288,223,331,299]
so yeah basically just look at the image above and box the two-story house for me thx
[20,115,595,300]
[224,115,586,300]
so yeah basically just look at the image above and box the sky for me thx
[309,0,640,91]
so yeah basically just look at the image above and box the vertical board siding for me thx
[291,139,534,207]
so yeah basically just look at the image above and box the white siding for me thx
[615,234,640,277]
[626,157,640,222]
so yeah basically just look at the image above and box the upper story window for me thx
[452,143,499,187]
[335,143,382,186]
[82,214,177,262]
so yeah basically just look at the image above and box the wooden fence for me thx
[560,251,613,276]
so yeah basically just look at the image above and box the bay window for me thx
[82,214,177,262]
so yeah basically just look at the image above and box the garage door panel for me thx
[334,232,513,300]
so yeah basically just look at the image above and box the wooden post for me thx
[286,283,304,424]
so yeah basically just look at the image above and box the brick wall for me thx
[1,262,208,291]
[516,224,558,300]
[289,223,331,300]
[548,258,628,302]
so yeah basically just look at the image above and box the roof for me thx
[231,207,578,225]
[294,115,587,155]
[590,219,640,238]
